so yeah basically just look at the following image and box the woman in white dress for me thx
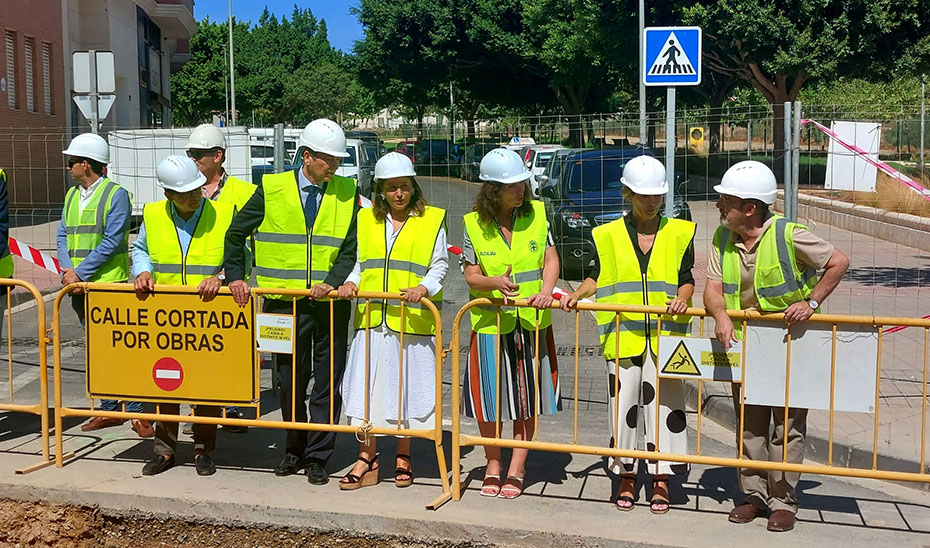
[337,152,448,490]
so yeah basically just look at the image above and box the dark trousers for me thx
[154,404,220,456]
[265,297,350,464]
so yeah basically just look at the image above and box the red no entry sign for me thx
[152,357,184,391]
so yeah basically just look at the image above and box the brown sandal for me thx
[394,454,413,488]
[480,474,501,497]
[616,475,636,511]
[650,477,670,514]
[339,455,379,491]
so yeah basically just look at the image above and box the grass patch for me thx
[806,171,930,218]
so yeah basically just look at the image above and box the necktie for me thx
[304,185,319,229]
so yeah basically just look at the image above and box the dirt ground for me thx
[0,499,487,548]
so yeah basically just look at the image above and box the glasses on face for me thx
[66,158,83,168]
[186,149,212,160]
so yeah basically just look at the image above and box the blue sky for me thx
[193,0,364,53]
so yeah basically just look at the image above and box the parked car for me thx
[415,139,462,176]
[336,138,377,197]
[519,144,564,197]
[536,148,584,194]
[539,147,692,280]
[460,143,502,182]
[395,140,417,163]
[346,130,387,156]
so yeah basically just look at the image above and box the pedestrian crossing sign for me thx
[643,27,702,86]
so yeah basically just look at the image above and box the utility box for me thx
[107,126,252,216]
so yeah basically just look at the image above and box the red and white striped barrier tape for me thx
[9,237,61,275]
[884,315,930,334]
[801,119,930,202]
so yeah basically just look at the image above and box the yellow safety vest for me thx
[593,217,695,360]
[0,169,12,278]
[143,199,235,286]
[254,169,356,299]
[714,215,818,337]
[463,200,550,334]
[63,177,131,282]
[355,206,445,335]
[215,175,256,213]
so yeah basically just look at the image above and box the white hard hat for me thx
[186,124,226,150]
[620,155,668,195]
[297,118,350,158]
[374,152,416,180]
[479,148,531,184]
[715,160,778,204]
[156,155,206,193]
[62,133,109,164]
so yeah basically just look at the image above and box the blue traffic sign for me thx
[643,27,702,86]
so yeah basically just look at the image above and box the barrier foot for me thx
[15,454,70,474]
[426,491,452,511]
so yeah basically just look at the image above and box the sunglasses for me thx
[66,158,84,167]
[186,149,214,160]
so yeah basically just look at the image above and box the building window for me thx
[24,37,34,113]
[42,42,51,115]
[5,31,16,110]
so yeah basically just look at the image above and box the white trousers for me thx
[606,352,689,476]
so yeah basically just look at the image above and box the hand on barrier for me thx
[400,284,428,303]
[526,292,553,310]
[228,280,251,307]
[665,298,688,315]
[559,292,579,312]
[197,276,222,302]
[133,272,154,296]
[310,282,334,300]
[494,265,519,304]
[713,313,738,350]
[61,268,84,294]
[783,300,815,325]
[337,282,358,300]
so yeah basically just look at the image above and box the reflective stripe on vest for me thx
[215,175,257,213]
[254,170,356,299]
[355,205,446,335]
[463,201,550,334]
[63,178,131,282]
[714,216,818,338]
[143,199,235,286]
[592,217,695,360]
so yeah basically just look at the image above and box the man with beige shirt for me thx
[703,161,849,533]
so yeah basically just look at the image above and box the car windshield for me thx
[535,152,554,167]
[251,145,274,159]
[567,156,627,192]
[364,144,378,164]
[340,147,358,167]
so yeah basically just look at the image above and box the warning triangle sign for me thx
[661,340,701,376]
[648,32,696,76]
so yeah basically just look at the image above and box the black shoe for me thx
[306,460,329,485]
[195,453,216,476]
[274,454,307,477]
[222,410,248,434]
[142,454,175,476]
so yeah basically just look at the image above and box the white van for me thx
[248,127,300,166]
[336,138,378,197]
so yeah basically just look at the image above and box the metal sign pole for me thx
[783,101,793,221]
[791,100,802,222]
[921,75,925,172]
[665,87,676,218]
[638,0,646,145]
[89,50,99,133]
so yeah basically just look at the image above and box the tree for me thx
[170,18,231,125]
[680,0,930,178]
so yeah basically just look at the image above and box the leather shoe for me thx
[81,417,125,432]
[274,454,307,476]
[729,502,766,524]
[131,419,154,438]
[195,453,216,476]
[767,509,796,532]
[142,454,175,476]
[306,461,329,485]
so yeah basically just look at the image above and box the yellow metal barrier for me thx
[52,283,451,509]
[0,279,54,474]
[449,298,930,501]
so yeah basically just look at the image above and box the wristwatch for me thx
[807,298,819,310]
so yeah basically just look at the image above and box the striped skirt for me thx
[463,325,561,422]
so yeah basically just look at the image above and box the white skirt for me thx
[342,324,436,430]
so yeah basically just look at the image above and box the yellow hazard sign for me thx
[661,340,701,376]
[85,289,257,404]
[700,350,740,368]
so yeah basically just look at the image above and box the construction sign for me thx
[657,336,742,381]
[85,289,257,404]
